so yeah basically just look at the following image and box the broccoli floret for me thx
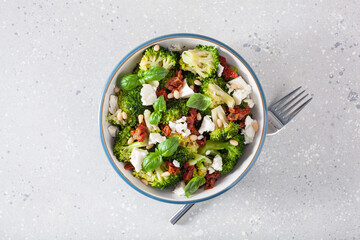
[202,83,235,108]
[118,87,148,127]
[163,145,196,165]
[198,135,244,174]
[139,46,178,71]
[160,99,189,125]
[106,109,125,126]
[182,71,199,86]
[210,121,240,141]
[132,163,181,189]
[113,134,148,163]
[202,77,228,92]
[188,154,212,178]
[180,45,219,79]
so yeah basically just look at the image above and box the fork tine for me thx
[286,97,312,122]
[271,86,302,109]
[280,93,309,117]
[277,90,306,113]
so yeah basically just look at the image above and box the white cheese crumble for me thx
[226,83,234,95]
[205,150,211,156]
[109,95,119,114]
[173,181,186,196]
[107,125,119,137]
[168,44,182,52]
[197,135,204,140]
[244,98,255,108]
[130,148,148,172]
[179,79,194,98]
[148,133,166,145]
[169,116,191,137]
[217,63,224,77]
[208,167,215,174]
[211,155,223,171]
[198,115,215,134]
[242,115,257,144]
[228,76,252,105]
[173,160,180,168]
[140,84,158,106]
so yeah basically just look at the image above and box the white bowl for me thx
[99,34,267,204]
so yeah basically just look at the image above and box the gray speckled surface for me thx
[1,0,359,239]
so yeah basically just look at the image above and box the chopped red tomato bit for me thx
[165,161,180,175]
[228,106,251,122]
[124,163,135,170]
[131,122,148,142]
[183,162,195,182]
[165,70,184,92]
[204,172,220,190]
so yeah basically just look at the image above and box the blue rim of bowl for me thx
[99,33,268,204]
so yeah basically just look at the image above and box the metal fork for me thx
[169,87,312,225]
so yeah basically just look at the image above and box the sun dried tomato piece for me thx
[183,162,195,182]
[124,163,135,170]
[204,172,220,190]
[156,88,168,102]
[161,125,171,137]
[196,136,207,147]
[165,161,180,175]
[219,56,227,66]
[228,106,251,122]
[131,122,148,142]
[186,108,200,135]
[165,70,184,92]
[222,65,238,81]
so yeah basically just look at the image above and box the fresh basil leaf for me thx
[140,66,169,83]
[149,111,162,125]
[184,176,206,198]
[142,152,163,172]
[186,93,212,111]
[156,137,179,157]
[153,95,166,112]
[117,74,140,90]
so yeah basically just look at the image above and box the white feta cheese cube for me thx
[229,76,252,105]
[141,84,158,106]
[107,125,119,138]
[198,115,215,134]
[130,148,148,172]
[148,133,166,145]
[241,115,257,144]
[208,167,215,174]
[108,95,119,114]
[217,63,224,77]
[244,98,255,108]
[179,79,194,98]
[173,181,186,196]
[211,155,223,171]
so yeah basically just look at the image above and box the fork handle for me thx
[169,203,195,225]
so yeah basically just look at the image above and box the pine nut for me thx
[190,134,198,141]
[146,144,154,149]
[114,85,120,93]
[230,83,238,90]
[174,90,180,99]
[252,121,259,132]
[217,119,223,128]
[168,92,174,99]
[189,85,195,90]
[138,114,144,124]
[194,80,202,86]
[141,179,149,185]
[196,113,202,121]
[117,111,123,121]
[153,45,160,51]
[161,171,171,177]
[127,137,134,145]
[230,139,238,146]
[122,111,128,119]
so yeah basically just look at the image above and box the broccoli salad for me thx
[106,44,258,198]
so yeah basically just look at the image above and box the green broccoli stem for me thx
[198,140,230,155]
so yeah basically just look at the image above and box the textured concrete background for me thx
[1,0,359,239]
